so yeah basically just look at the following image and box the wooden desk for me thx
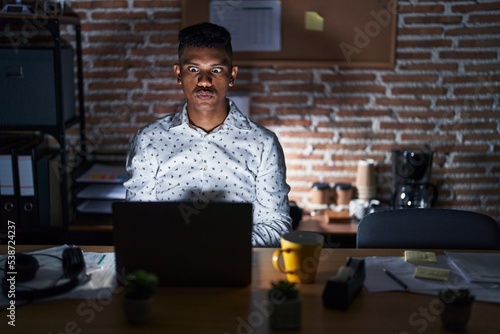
[1,246,499,333]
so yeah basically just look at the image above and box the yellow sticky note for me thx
[305,11,324,32]
[404,250,438,263]
[414,266,451,281]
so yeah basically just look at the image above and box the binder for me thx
[0,136,39,230]
[37,152,63,227]
[0,139,24,228]
[14,138,46,228]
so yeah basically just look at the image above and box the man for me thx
[124,22,292,247]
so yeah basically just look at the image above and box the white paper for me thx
[76,200,115,214]
[446,251,500,283]
[210,0,281,52]
[68,251,117,300]
[0,246,117,308]
[77,184,126,200]
[364,256,463,293]
[75,163,127,183]
[364,255,500,304]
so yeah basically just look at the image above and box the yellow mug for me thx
[272,231,324,284]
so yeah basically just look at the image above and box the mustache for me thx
[195,87,215,93]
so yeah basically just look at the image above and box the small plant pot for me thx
[440,304,473,332]
[439,289,474,332]
[122,295,153,325]
[269,297,302,330]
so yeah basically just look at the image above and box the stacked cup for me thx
[355,159,377,201]
[308,182,331,216]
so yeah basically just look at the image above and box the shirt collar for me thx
[224,98,252,130]
[170,98,252,131]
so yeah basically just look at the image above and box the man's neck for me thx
[187,103,229,133]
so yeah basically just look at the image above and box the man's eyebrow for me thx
[211,63,230,67]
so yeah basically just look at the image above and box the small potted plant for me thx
[439,288,475,332]
[122,269,159,325]
[268,280,301,330]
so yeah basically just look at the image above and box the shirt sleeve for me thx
[123,130,158,201]
[252,132,292,247]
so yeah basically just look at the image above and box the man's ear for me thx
[173,64,181,82]
[230,65,238,82]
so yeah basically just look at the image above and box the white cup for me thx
[349,199,370,220]
[349,199,381,220]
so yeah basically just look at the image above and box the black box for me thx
[0,47,75,127]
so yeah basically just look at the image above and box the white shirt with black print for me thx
[124,99,292,247]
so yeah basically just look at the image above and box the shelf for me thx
[0,13,85,243]
[71,162,126,235]
[0,14,81,25]
[1,116,80,132]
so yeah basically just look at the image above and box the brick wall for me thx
[67,0,500,221]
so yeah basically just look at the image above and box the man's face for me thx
[174,46,238,114]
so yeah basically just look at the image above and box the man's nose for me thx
[197,73,212,87]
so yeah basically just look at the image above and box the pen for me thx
[97,254,106,266]
[383,268,409,291]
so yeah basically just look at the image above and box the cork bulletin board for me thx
[181,0,398,68]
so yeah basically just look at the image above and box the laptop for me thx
[112,201,253,287]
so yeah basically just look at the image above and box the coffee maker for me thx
[391,147,438,209]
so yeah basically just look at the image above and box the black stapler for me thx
[322,257,365,310]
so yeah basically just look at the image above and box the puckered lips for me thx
[195,88,215,99]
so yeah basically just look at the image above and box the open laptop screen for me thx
[112,201,253,287]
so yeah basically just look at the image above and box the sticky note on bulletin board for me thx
[182,0,397,68]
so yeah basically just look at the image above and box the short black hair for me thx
[178,22,233,60]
